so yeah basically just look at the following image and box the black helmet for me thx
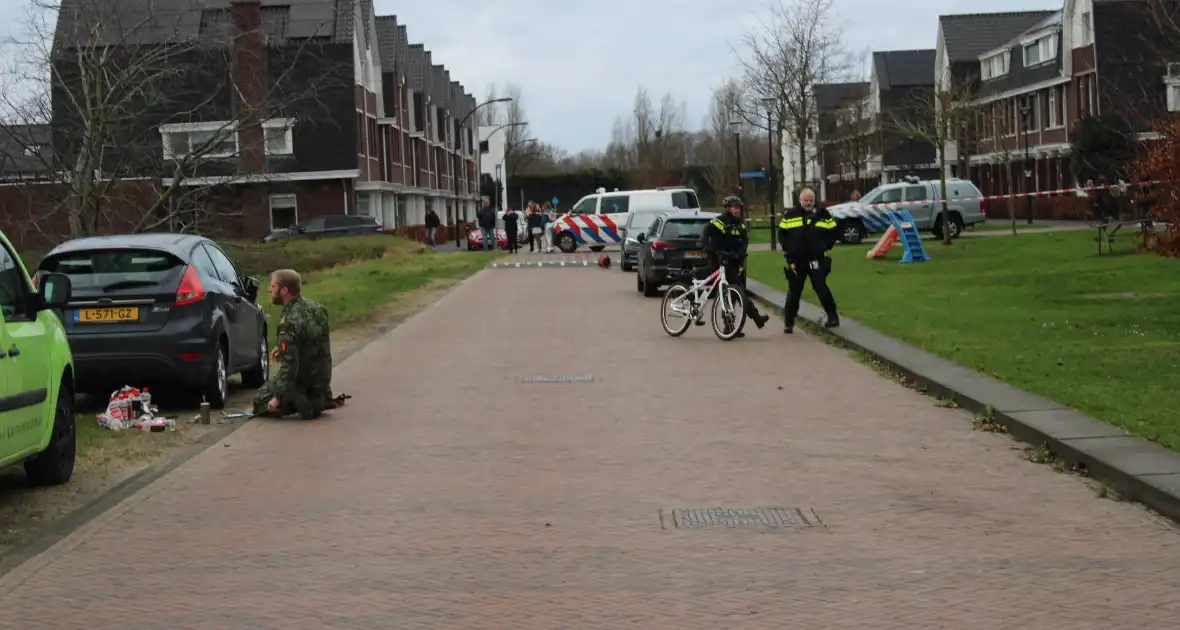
[722,195,743,207]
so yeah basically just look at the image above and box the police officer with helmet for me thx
[697,195,771,336]
[777,187,840,333]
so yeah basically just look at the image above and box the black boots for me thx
[824,314,840,328]
[752,313,769,329]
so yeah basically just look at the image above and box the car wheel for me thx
[933,213,965,239]
[240,330,268,388]
[556,232,577,253]
[204,341,229,410]
[25,380,76,486]
[642,273,660,297]
[621,261,633,272]
[589,246,605,252]
[839,220,867,244]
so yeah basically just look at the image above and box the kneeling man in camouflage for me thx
[252,269,335,419]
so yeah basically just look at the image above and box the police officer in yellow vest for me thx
[698,195,770,335]
[777,188,840,333]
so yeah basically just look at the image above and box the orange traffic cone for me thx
[866,225,899,259]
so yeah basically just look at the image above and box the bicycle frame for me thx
[668,266,728,316]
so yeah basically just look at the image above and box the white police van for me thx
[825,176,987,244]
[553,187,701,253]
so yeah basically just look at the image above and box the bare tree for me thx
[701,78,744,199]
[601,86,688,187]
[888,77,977,245]
[976,104,1019,235]
[738,0,850,197]
[830,81,877,198]
[0,0,346,241]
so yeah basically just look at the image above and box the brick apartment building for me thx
[810,0,1176,206]
[815,49,939,203]
[0,0,479,247]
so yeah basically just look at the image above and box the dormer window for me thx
[1022,33,1058,67]
[981,51,1010,80]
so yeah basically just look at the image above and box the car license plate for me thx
[75,307,139,323]
[685,251,704,258]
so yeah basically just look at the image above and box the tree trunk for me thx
[1008,162,1017,235]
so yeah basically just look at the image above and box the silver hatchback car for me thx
[620,206,690,271]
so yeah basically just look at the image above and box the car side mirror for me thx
[636,233,646,243]
[37,272,71,309]
[244,276,260,302]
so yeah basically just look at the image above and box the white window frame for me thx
[1022,33,1058,68]
[160,120,239,159]
[1080,12,1092,46]
[1048,86,1063,128]
[980,51,1009,80]
[263,118,295,156]
[1025,93,1041,131]
[1166,77,1180,112]
[268,194,298,231]
[355,192,371,216]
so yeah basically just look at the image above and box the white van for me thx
[553,187,702,253]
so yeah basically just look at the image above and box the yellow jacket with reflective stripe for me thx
[777,206,838,259]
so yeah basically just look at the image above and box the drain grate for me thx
[660,507,822,530]
[522,374,595,383]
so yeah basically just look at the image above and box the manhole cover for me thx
[522,374,594,383]
[660,507,822,530]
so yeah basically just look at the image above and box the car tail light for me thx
[176,352,205,361]
[651,240,675,251]
[174,265,205,306]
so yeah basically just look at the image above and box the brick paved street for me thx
[2,266,1179,628]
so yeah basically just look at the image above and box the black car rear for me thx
[636,213,717,296]
[37,234,268,408]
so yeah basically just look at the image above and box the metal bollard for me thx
[199,400,212,425]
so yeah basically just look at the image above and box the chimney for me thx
[231,0,264,174]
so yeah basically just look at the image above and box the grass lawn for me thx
[258,244,496,346]
[747,231,1180,449]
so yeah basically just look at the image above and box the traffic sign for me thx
[740,171,766,179]
[551,197,559,205]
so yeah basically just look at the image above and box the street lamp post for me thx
[1019,99,1033,225]
[453,97,513,246]
[729,118,743,218]
[762,97,777,250]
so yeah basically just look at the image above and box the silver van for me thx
[826,177,987,243]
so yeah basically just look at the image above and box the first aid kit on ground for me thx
[97,386,175,432]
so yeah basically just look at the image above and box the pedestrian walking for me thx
[424,205,440,247]
[503,206,520,253]
[777,187,840,333]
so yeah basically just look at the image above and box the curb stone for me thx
[0,274,481,578]
[745,278,1180,523]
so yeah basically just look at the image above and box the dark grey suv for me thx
[264,214,381,242]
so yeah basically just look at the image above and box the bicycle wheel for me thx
[660,284,694,337]
[711,284,748,341]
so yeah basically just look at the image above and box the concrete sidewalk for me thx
[1,266,1178,628]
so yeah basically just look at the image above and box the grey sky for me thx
[0,0,1065,153]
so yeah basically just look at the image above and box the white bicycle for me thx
[659,256,748,341]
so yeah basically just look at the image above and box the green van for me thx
[0,231,77,485]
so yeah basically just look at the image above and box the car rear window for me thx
[670,191,700,209]
[661,218,711,239]
[39,249,186,294]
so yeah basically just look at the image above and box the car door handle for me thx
[7,346,19,357]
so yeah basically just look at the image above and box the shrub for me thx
[1132,115,1180,257]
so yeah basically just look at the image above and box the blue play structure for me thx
[889,210,929,263]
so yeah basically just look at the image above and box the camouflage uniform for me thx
[252,296,334,419]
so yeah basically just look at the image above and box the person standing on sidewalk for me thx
[477,199,497,251]
[424,205,441,247]
[777,188,840,333]
[503,206,520,253]
[526,205,544,252]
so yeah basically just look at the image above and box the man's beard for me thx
[271,295,284,306]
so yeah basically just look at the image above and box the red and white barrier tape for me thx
[741,179,1173,222]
